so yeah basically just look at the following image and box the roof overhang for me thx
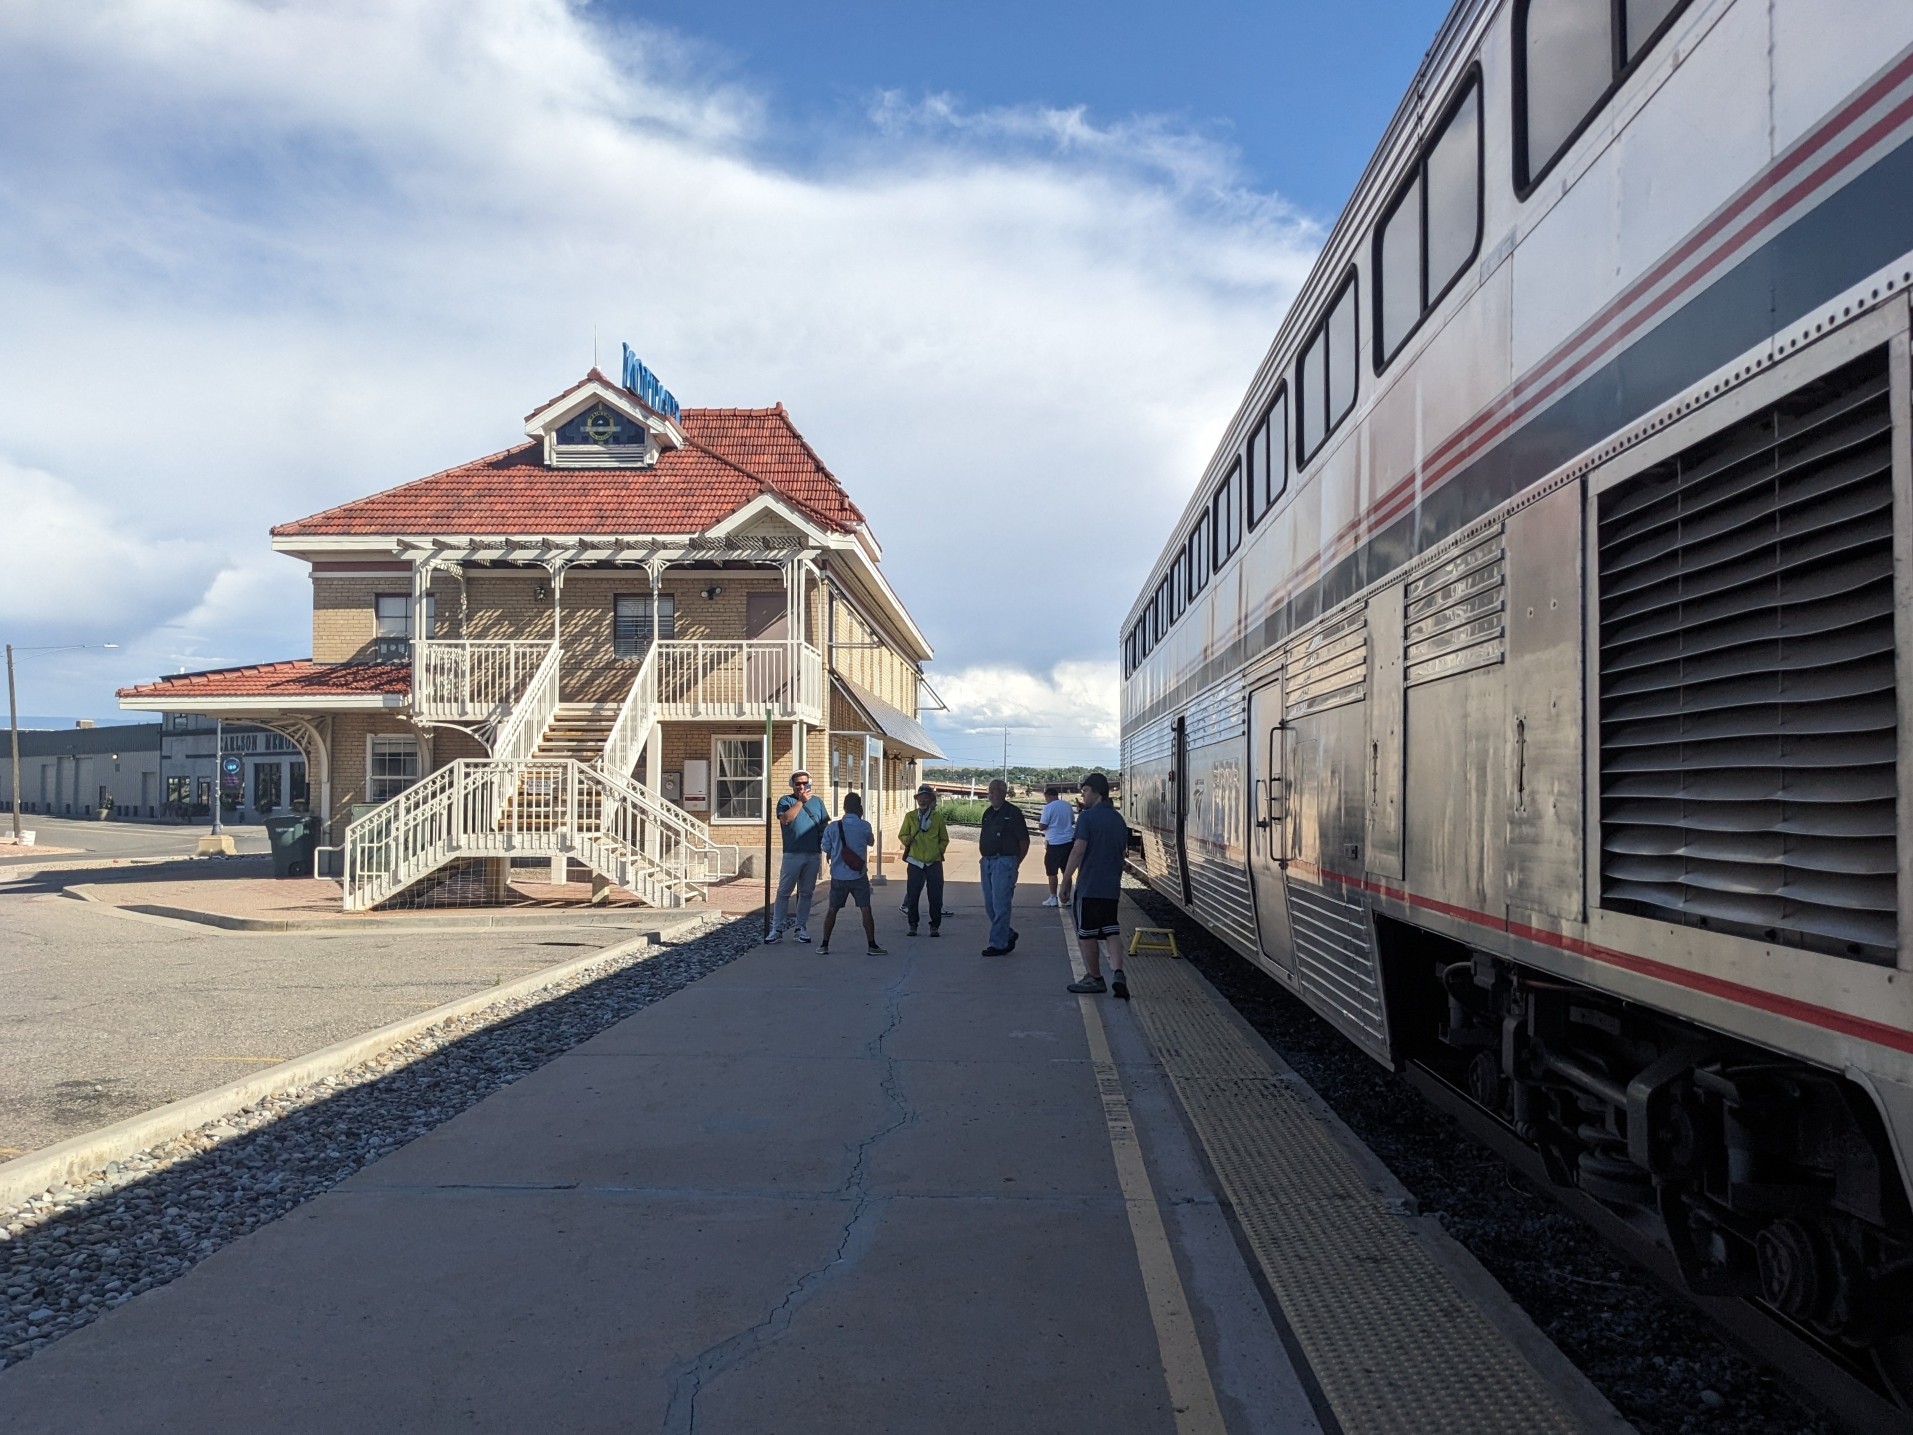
[118,694,406,713]
[834,675,944,760]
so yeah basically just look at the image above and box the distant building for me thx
[117,361,940,905]
[1,724,162,820]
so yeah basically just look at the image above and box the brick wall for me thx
[312,574,462,664]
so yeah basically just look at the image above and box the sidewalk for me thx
[0,863,1312,1433]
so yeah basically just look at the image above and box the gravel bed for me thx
[0,913,761,1372]
[1123,882,1843,1435]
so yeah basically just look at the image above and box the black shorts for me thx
[1074,895,1121,939]
[828,877,872,910]
[1044,843,1073,875]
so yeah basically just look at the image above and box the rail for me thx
[654,640,824,723]
[598,646,658,783]
[491,643,561,764]
[412,639,552,722]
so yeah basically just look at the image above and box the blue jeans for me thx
[980,854,1019,949]
[773,853,820,931]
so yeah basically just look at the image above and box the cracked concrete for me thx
[0,876,1302,1433]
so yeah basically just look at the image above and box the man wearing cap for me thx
[767,770,828,944]
[898,784,951,937]
[1059,772,1130,998]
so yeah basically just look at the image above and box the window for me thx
[1154,576,1172,639]
[1186,514,1210,598]
[367,735,421,802]
[613,593,676,658]
[373,593,434,662]
[1246,388,1290,527]
[713,736,766,821]
[1374,76,1483,368]
[1517,0,1691,190]
[1212,460,1242,568]
[1296,270,1360,466]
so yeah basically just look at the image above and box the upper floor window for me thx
[1297,270,1360,466]
[613,593,676,659]
[1212,460,1242,569]
[1375,75,1482,368]
[1246,388,1289,528]
[1516,0,1691,191]
[1169,550,1187,623]
[1186,513,1211,599]
[373,593,434,662]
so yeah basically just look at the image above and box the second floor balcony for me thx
[411,637,825,728]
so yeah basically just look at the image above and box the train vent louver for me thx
[1596,348,1898,964]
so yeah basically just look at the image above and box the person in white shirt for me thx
[1039,784,1077,907]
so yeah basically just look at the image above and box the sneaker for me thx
[794,926,811,944]
[819,941,829,954]
[929,926,941,938]
[1007,929,1019,952]
[981,946,1009,956]
[1041,895,1060,907]
[763,927,783,945]
[907,926,918,938]
[867,944,888,955]
[1067,974,1107,994]
[1111,971,1129,1000]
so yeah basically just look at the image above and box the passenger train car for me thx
[1119,0,1913,1412]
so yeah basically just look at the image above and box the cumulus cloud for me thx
[0,0,1317,720]
[927,660,1121,764]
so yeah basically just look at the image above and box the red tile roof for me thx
[118,661,410,700]
[273,404,866,538]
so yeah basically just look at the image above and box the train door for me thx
[1245,679,1295,972]
[1172,715,1192,904]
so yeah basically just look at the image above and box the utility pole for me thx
[1001,727,1009,789]
[7,645,20,842]
[195,712,237,856]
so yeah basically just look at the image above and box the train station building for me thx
[116,359,940,907]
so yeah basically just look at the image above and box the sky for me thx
[0,0,1448,766]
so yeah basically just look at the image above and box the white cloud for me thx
[927,660,1121,764]
[0,0,1317,720]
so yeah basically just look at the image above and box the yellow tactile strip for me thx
[1123,948,1588,1435]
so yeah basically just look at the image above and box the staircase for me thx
[340,649,733,912]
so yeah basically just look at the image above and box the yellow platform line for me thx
[1059,908,1227,1435]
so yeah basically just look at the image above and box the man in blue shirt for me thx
[1058,772,1130,999]
[818,792,886,955]
[768,770,827,944]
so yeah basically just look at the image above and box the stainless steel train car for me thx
[1119,0,1913,1412]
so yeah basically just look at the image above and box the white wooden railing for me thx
[654,640,824,723]
[598,645,658,782]
[340,757,732,912]
[492,643,561,763]
[413,639,552,722]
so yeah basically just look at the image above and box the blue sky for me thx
[0,0,1450,766]
[600,0,1444,215]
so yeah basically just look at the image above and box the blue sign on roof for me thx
[621,343,681,421]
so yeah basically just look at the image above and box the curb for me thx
[0,914,713,1209]
[59,884,711,934]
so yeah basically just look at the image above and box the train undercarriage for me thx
[1377,917,1913,1412]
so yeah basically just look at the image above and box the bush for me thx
[940,798,988,827]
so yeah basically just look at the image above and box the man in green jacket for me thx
[897,784,951,937]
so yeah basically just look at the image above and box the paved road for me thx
[0,879,659,1159]
[1,815,269,865]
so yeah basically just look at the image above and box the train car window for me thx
[1424,85,1480,300]
[1373,74,1481,371]
[1245,387,1289,527]
[1213,459,1242,568]
[1170,549,1186,622]
[1376,176,1421,360]
[1154,576,1170,642]
[1326,278,1359,430]
[1297,268,1359,466]
[1187,513,1211,596]
[1517,0,1691,191]
[1625,0,1681,58]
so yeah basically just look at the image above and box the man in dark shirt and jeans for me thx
[1058,772,1130,998]
[977,779,1031,956]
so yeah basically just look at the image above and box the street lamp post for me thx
[6,642,118,843]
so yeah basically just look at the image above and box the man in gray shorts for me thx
[1057,772,1129,999]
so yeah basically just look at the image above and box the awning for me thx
[832,676,945,760]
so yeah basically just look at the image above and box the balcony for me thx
[654,641,824,724]
[413,640,552,722]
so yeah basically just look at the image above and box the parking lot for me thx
[0,847,676,1159]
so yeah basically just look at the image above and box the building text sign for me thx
[622,343,681,421]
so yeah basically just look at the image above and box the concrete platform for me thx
[0,861,1622,1433]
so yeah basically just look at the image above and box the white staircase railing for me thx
[492,643,561,763]
[598,646,658,782]
[413,639,551,722]
[339,756,734,912]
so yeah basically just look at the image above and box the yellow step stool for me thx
[1127,927,1181,959]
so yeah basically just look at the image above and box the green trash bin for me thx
[264,813,319,878]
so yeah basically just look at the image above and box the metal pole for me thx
[7,644,20,841]
[761,702,773,938]
[211,716,225,836]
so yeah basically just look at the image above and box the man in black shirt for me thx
[977,779,1030,956]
